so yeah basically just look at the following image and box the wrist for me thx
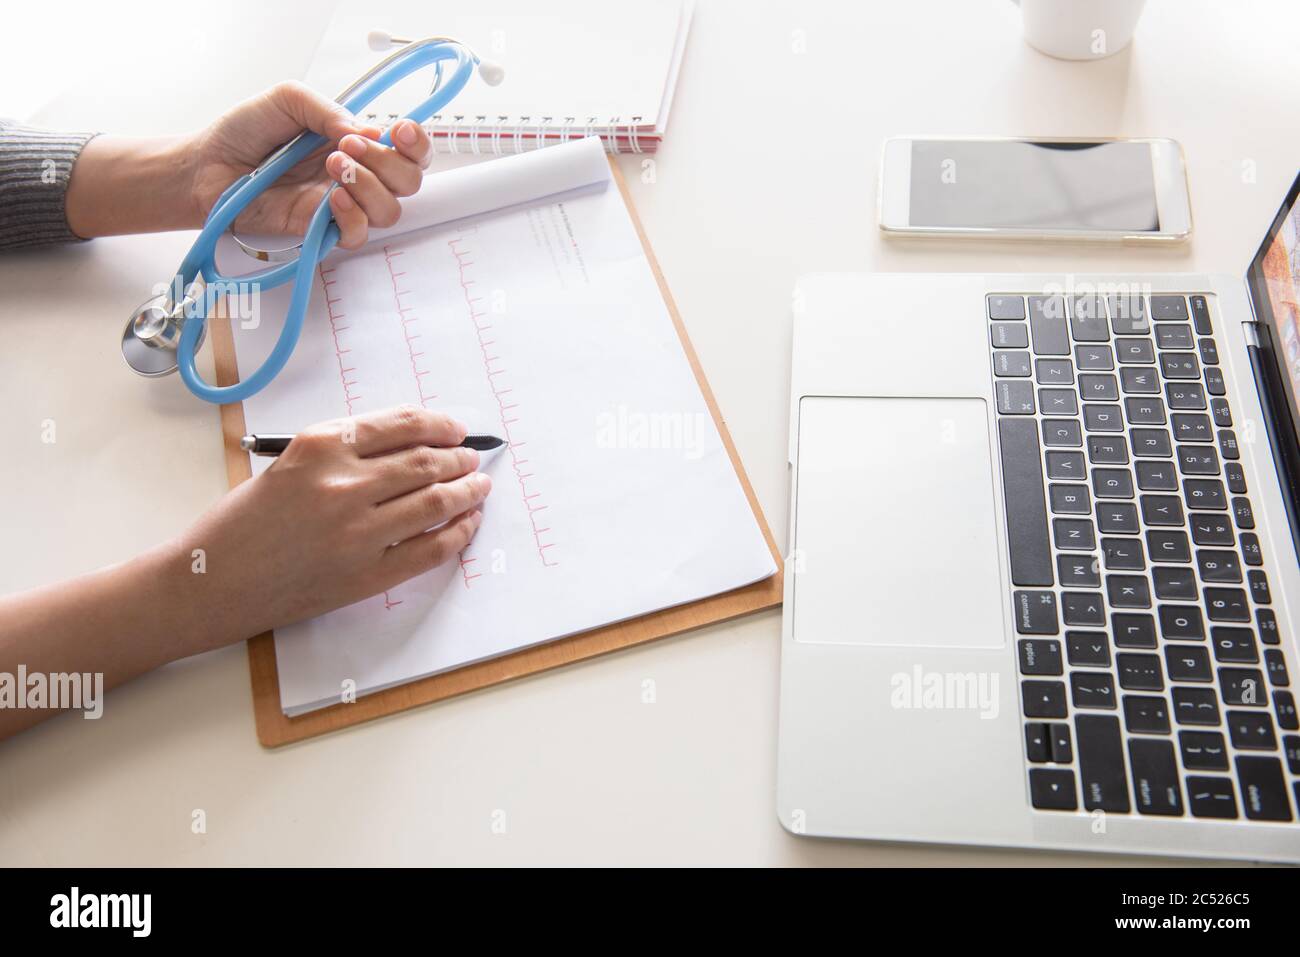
[66,133,201,238]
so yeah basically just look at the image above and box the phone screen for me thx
[908,140,1160,232]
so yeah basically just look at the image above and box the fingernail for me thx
[475,473,493,495]
[340,134,367,159]
[463,447,480,469]
[469,509,483,529]
[333,189,354,211]
[453,419,469,437]
[397,121,418,146]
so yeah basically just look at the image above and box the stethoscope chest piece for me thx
[121,293,204,378]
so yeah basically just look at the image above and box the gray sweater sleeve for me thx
[0,120,99,251]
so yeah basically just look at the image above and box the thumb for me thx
[266,81,359,143]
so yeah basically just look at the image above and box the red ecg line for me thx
[383,245,438,407]
[317,265,401,610]
[448,233,559,570]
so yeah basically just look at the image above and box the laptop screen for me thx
[1245,171,1300,460]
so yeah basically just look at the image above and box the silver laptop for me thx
[777,173,1300,863]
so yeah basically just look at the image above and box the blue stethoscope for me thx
[120,32,504,404]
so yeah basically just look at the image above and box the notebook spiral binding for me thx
[359,112,657,154]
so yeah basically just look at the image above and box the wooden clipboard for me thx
[213,158,783,747]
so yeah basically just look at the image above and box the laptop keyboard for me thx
[987,292,1298,822]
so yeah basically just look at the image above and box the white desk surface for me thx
[1,0,1295,866]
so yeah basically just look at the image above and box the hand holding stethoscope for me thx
[121,33,504,404]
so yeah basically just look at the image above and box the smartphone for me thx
[878,136,1191,242]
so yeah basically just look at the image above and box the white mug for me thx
[1016,0,1148,60]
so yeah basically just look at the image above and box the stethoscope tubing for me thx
[175,40,475,404]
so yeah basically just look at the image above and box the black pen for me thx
[240,433,506,456]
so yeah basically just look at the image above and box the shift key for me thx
[1076,714,1132,812]
[998,418,1053,585]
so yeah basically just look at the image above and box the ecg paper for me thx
[227,138,776,715]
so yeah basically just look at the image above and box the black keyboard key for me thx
[1240,533,1263,567]
[1136,460,1178,491]
[1173,687,1221,727]
[1147,530,1190,563]
[1158,603,1205,640]
[1199,337,1220,366]
[1190,513,1233,546]
[1067,631,1111,667]
[1196,549,1241,583]
[1096,502,1139,534]
[1062,591,1105,627]
[1101,537,1144,571]
[1219,668,1268,706]
[1187,776,1237,819]
[1204,366,1226,396]
[1054,518,1095,551]
[1071,671,1116,709]
[1227,711,1277,750]
[1029,296,1069,355]
[1150,296,1188,321]
[1120,367,1160,395]
[1177,445,1220,475]
[1128,738,1183,815]
[1087,437,1129,467]
[1025,722,1050,762]
[1092,468,1133,498]
[1035,359,1074,385]
[1124,695,1171,734]
[1018,638,1063,676]
[1257,609,1278,643]
[1189,295,1213,335]
[1172,413,1212,442]
[1205,588,1250,623]
[1165,644,1212,683]
[1045,450,1085,480]
[1058,554,1100,588]
[998,419,1053,587]
[1166,382,1206,410]
[1117,338,1155,364]
[1153,566,1197,601]
[1039,388,1078,416]
[1224,462,1246,493]
[1049,483,1091,514]
[1107,575,1151,608]
[1232,496,1254,530]
[1050,723,1074,763]
[1130,427,1172,457]
[1160,352,1200,380]
[1118,653,1164,691]
[1287,735,1300,774]
[991,322,1029,348]
[1029,767,1079,810]
[1042,418,1082,448]
[995,351,1032,377]
[1180,730,1229,770]
[1109,295,1149,334]
[1013,590,1059,634]
[1083,403,1123,431]
[1274,691,1298,731]
[1112,613,1156,648]
[1075,714,1131,811]
[1023,680,1068,718]
[1184,479,1226,511]
[1156,324,1194,350]
[988,295,1025,320]
[1210,397,1233,428]
[1070,298,1109,342]
[1076,344,1113,369]
[994,379,1036,414]
[1265,649,1290,687]
[1219,430,1240,461]
[1079,373,1118,401]
[1212,626,1258,663]
[1236,756,1292,821]
[1124,395,1165,424]
[1140,494,1184,526]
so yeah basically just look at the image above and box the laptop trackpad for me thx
[793,396,1007,649]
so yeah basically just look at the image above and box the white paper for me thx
[229,138,776,715]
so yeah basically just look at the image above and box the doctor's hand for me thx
[66,82,434,248]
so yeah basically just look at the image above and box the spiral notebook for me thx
[304,0,693,155]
